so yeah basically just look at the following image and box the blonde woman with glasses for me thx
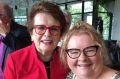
[60,21,120,79]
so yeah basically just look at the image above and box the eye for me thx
[37,25,45,31]
[67,49,80,55]
[50,27,59,31]
[85,49,96,53]
[84,46,97,55]
[70,51,79,55]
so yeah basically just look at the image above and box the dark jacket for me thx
[2,20,32,70]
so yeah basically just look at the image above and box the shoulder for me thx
[10,21,31,38]
[9,45,32,59]
[5,44,35,68]
[8,43,35,61]
[11,21,28,31]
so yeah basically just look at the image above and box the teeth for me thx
[41,40,52,44]
[43,40,51,42]
[78,64,90,67]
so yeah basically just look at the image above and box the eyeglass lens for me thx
[34,25,61,35]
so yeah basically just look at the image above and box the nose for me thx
[78,52,87,61]
[44,29,51,36]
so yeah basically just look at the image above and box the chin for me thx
[43,47,54,52]
[76,72,91,77]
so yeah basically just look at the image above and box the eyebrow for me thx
[34,24,61,27]
[67,45,99,50]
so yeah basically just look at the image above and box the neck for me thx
[37,51,54,62]
[40,54,53,62]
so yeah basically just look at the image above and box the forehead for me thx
[67,34,95,48]
[33,13,60,26]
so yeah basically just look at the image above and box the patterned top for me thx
[112,71,120,79]
[66,71,120,79]
[66,72,75,79]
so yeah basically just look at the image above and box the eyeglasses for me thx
[0,14,7,17]
[33,25,61,36]
[0,14,7,19]
[65,45,99,59]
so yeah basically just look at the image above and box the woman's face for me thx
[66,34,103,78]
[31,13,61,56]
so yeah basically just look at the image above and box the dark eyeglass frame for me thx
[65,45,99,59]
[33,25,61,36]
[0,13,8,17]
[0,14,7,19]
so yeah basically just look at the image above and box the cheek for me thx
[95,53,103,63]
[67,56,76,68]
[31,30,42,41]
[53,35,61,44]
[1,17,8,24]
[91,55,104,73]
[91,54,102,67]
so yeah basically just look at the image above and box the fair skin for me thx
[67,34,104,79]
[0,4,11,37]
[31,13,61,61]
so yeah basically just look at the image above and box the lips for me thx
[77,63,91,67]
[41,40,53,44]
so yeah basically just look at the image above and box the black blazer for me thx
[2,20,32,70]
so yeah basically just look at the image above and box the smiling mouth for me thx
[41,40,53,44]
[77,63,91,67]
